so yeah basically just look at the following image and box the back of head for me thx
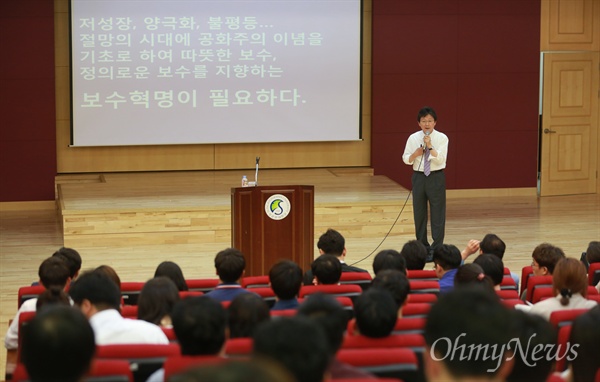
[22,306,95,382]
[317,228,345,256]
[506,311,557,382]
[68,270,121,311]
[586,241,600,263]
[532,243,566,274]
[154,261,188,291]
[138,276,180,325]
[36,287,71,311]
[52,247,82,279]
[172,296,226,355]
[473,253,505,286]
[479,234,506,259]
[297,293,348,355]
[94,264,121,290]
[214,248,246,283]
[553,257,589,304]
[569,305,600,382]
[400,240,428,270]
[454,263,495,293]
[38,257,71,289]
[353,288,398,338]
[372,249,407,275]
[371,269,411,308]
[424,288,513,380]
[269,260,303,300]
[432,244,462,271]
[253,316,330,382]
[227,292,270,338]
[311,254,342,285]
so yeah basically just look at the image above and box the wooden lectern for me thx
[231,185,314,276]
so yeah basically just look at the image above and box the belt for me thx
[414,169,443,174]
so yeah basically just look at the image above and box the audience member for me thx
[5,256,71,350]
[154,260,188,291]
[352,288,398,338]
[585,241,600,293]
[531,243,565,276]
[52,247,82,280]
[147,296,227,382]
[461,233,520,287]
[527,258,597,320]
[424,288,515,382]
[94,264,121,290]
[370,269,410,317]
[432,244,462,294]
[253,316,331,382]
[473,253,505,289]
[227,292,270,338]
[453,263,495,294]
[21,306,95,382]
[372,249,407,275]
[566,305,600,382]
[205,248,250,302]
[35,286,71,311]
[172,359,295,382]
[310,254,342,285]
[138,276,180,328]
[269,260,303,311]
[400,239,428,270]
[303,228,368,285]
[506,310,557,382]
[69,270,169,345]
[297,293,376,379]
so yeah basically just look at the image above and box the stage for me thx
[56,168,414,280]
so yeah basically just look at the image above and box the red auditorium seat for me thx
[224,337,253,358]
[17,285,46,308]
[496,289,520,300]
[95,343,180,382]
[12,359,134,382]
[342,333,426,351]
[400,303,431,318]
[520,265,534,296]
[347,317,426,336]
[270,308,297,317]
[549,309,590,329]
[299,284,362,300]
[408,280,440,294]
[337,347,419,380]
[406,293,437,304]
[555,325,572,372]
[120,305,138,319]
[120,282,145,305]
[185,278,220,293]
[241,275,270,288]
[525,275,553,303]
[407,269,437,281]
[339,272,373,290]
[178,291,204,299]
[589,263,600,286]
[163,355,225,381]
[499,276,518,291]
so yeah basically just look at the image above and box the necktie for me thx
[424,148,431,176]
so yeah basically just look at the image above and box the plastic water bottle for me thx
[241,175,248,187]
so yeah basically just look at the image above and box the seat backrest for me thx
[406,293,437,304]
[337,348,419,380]
[95,343,180,382]
[588,294,600,303]
[555,325,572,372]
[342,333,425,351]
[525,275,553,303]
[120,305,138,319]
[400,303,431,318]
[247,287,277,307]
[339,272,373,290]
[163,355,225,381]
[299,284,362,300]
[495,289,520,300]
[17,285,46,308]
[532,286,554,304]
[185,278,220,293]
[549,309,590,329]
[241,275,270,289]
[587,285,599,295]
[17,311,37,363]
[407,269,438,281]
[408,280,440,295]
[520,265,534,296]
[270,308,298,317]
[120,282,145,306]
[11,359,134,382]
[589,263,600,286]
[503,267,511,275]
[347,317,426,336]
[224,337,254,358]
[499,276,517,291]
[178,291,204,299]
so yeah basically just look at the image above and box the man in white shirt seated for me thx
[69,270,169,345]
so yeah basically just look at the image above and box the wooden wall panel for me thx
[541,0,600,51]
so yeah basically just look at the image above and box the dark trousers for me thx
[412,170,446,252]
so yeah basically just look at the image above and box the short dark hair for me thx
[227,293,270,339]
[94,265,121,290]
[506,311,557,382]
[424,288,513,378]
[36,287,71,311]
[400,240,428,270]
[586,241,600,264]
[432,244,462,271]
[311,254,342,285]
[532,243,565,274]
[52,247,82,278]
[473,253,505,286]
[297,293,348,354]
[38,257,71,289]
[68,270,121,311]
[137,276,180,326]
[154,261,188,291]
[317,229,345,256]
[354,288,398,338]
[22,306,95,382]
[172,296,227,355]
[253,317,330,382]
[371,269,411,308]
[269,260,303,300]
[479,234,506,259]
[454,263,495,293]
[372,249,406,275]
[417,106,437,122]
[214,248,246,283]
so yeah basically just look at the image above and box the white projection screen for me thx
[70,0,362,147]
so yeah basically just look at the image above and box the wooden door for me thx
[540,52,599,196]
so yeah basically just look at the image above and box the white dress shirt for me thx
[402,129,449,172]
[90,309,169,345]
[4,298,37,349]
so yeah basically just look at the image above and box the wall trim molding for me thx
[447,188,537,199]
[0,201,57,211]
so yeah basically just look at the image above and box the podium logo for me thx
[265,194,291,220]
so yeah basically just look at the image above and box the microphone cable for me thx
[348,142,427,267]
